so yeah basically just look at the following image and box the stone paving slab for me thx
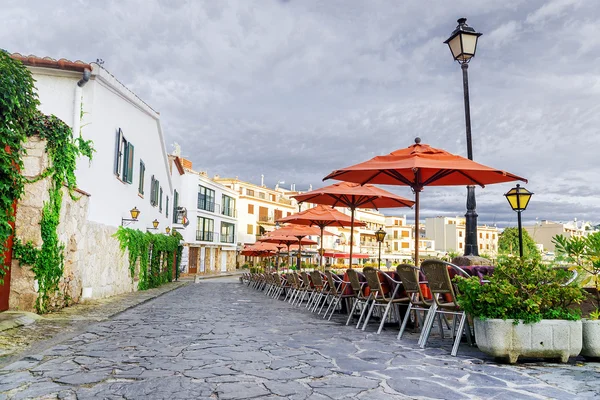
[0,281,188,365]
[0,277,598,399]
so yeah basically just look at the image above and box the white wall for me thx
[30,64,173,231]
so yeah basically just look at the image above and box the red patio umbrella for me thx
[259,233,319,268]
[276,205,366,268]
[292,182,414,268]
[323,138,527,264]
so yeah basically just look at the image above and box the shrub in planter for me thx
[553,232,600,359]
[455,258,586,363]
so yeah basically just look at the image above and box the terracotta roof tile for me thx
[10,53,91,72]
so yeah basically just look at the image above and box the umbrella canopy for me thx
[276,205,366,267]
[240,242,276,257]
[292,182,414,267]
[323,251,370,259]
[323,138,527,264]
[259,234,319,268]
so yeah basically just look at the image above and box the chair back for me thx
[396,264,420,293]
[324,271,338,296]
[273,273,282,285]
[300,271,312,288]
[310,271,323,288]
[290,272,301,288]
[346,269,362,294]
[363,269,383,297]
[420,260,468,307]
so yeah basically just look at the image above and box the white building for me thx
[383,216,438,264]
[425,216,499,256]
[14,53,172,230]
[169,153,239,274]
[524,219,597,252]
[215,178,299,246]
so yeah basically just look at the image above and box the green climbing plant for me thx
[114,227,181,291]
[1,52,95,312]
[0,50,40,284]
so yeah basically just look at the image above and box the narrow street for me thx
[0,278,598,399]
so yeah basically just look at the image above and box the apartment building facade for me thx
[383,216,437,263]
[215,178,299,246]
[523,219,597,252]
[169,155,238,274]
[425,216,499,256]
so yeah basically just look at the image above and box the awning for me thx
[323,252,371,259]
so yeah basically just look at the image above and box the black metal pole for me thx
[517,210,524,258]
[378,241,382,268]
[461,62,479,256]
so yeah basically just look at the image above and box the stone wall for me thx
[9,136,134,312]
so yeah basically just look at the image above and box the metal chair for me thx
[345,269,370,327]
[361,269,409,333]
[322,271,351,320]
[419,259,473,356]
[396,264,435,342]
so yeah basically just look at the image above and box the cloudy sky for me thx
[3,0,599,227]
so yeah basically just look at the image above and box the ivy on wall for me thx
[2,51,95,313]
[0,50,39,283]
[114,227,182,290]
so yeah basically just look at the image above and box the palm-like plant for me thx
[553,232,600,319]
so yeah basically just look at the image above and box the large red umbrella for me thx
[323,138,527,264]
[293,182,414,268]
[276,205,366,268]
[259,233,319,268]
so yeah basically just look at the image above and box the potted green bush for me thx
[455,257,586,363]
[553,232,600,360]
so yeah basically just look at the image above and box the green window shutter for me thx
[126,143,134,184]
[114,129,122,176]
[166,196,169,218]
[138,161,145,194]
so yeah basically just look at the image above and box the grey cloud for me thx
[2,0,599,226]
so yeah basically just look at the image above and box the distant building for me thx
[425,216,499,257]
[523,219,597,252]
[383,216,438,263]
[169,153,238,275]
[214,178,299,246]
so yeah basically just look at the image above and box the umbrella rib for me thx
[421,169,454,185]
[358,171,383,186]
[381,169,416,187]
[454,170,486,188]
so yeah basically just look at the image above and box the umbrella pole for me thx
[287,243,291,271]
[414,190,420,266]
[320,227,324,271]
[349,207,355,269]
[297,236,302,270]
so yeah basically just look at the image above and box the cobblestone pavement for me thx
[1,277,599,399]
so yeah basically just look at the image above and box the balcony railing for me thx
[196,231,217,242]
[259,215,275,223]
[220,234,235,244]
[222,207,236,218]
[197,197,215,212]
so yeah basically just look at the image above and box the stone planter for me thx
[581,319,600,360]
[474,318,582,363]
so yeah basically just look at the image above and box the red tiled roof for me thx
[10,53,92,72]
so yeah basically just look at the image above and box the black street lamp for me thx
[375,227,387,268]
[504,184,533,258]
[445,17,483,257]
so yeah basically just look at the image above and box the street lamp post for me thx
[504,184,533,258]
[375,227,387,268]
[445,17,483,257]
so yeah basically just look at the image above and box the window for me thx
[401,230,409,238]
[248,204,254,214]
[394,242,398,251]
[258,192,266,199]
[402,242,409,249]
[138,160,145,195]
[198,185,215,212]
[246,189,254,196]
[486,233,489,239]
[172,190,179,223]
[221,222,235,243]
[247,224,253,234]
[270,194,276,202]
[159,187,163,213]
[479,232,483,238]
[287,212,291,217]
[492,234,496,239]
[393,230,398,239]
[196,217,214,241]
[114,128,134,183]
[222,195,236,217]
[274,209,282,221]
[166,196,169,218]
[259,206,268,222]
[459,242,463,249]
[150,176,159,207]
[459,230,463,237]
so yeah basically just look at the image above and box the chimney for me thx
[261,174,264,187]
